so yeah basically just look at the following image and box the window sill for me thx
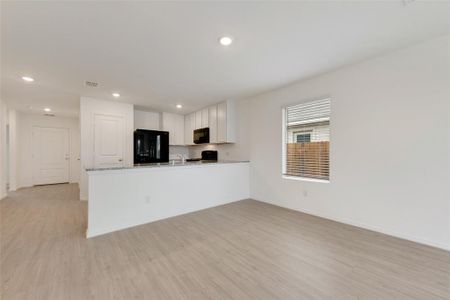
[282,175,330,184]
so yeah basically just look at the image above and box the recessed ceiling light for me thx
[112,93,120,98]
[44,108,51,112]
[176,104,182,109]
[219,36,233,46]
[22,76,34,82]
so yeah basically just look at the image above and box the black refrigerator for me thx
[134,129,169,164]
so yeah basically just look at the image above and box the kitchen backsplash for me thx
[169,146,190,160]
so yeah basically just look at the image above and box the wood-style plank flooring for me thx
[1,184,449,299]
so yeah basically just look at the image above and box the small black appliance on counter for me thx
[186,150,218,162]
[201,150,218,161]
[134,129,169,164]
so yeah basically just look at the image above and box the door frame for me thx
[32,126,71,186]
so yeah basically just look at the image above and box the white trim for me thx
[281,108,287,175]
[282,175,330,184]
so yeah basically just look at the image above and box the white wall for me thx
[0,99,7,199]
[16,112,80,188]
[245,35,450,250]
[80,97,134,200]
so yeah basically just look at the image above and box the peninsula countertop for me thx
[86,160,250,173]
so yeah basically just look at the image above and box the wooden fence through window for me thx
[285,141,329,180]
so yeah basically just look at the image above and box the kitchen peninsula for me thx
[86,161,249,238]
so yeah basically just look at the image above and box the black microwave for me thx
[194,127,210,144]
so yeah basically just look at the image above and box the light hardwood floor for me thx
[1,184,449,299]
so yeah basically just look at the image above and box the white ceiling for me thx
[2,1,450,117]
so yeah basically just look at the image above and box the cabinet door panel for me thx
[217,102,227,143]
[209,105,218,144]
[195,111,202,129]
[175,114,184,145]
[201,108,209,128]
[184,114,191,145]
[184,113,195,145]
[162,112,185,145]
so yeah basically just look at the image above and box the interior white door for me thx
[94,114,124,168]
[32,127,70,185]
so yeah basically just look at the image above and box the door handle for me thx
[118,159,123,162]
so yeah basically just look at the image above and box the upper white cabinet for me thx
[217,102,227,143]
[134,110,160,130]
[217,100,236,143]
[201,108,209,128]
[161,112,185,146]
[208,105,218,144]
[195,111,202,129]
[183,100,236,145]
[184,113,195,145]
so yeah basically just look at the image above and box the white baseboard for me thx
[254,198,450,251]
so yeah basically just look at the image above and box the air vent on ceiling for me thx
[44,113,55,117]
[85,80,99,87]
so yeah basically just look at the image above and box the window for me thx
[293,131,312,143]
[282,98,330,181]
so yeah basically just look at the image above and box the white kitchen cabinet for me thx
[208,105,218,143]
[217,102,227,143]
[189,113,195,142]
[184,113,195,145]
[201,108,209,128]
[134,110,160,130]
[182,100,236,145]
[195,111,202,129]
[161,112,185,145]
[217,99,236,143]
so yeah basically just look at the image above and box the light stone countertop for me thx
[86,160,250,172]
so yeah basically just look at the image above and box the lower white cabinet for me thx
[161,112,185,145]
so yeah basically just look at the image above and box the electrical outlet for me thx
[145,196,151,204]
[302,190,308,197]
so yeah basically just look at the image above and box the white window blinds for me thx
[283,99,330,181]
